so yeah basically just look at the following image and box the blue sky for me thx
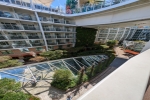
[51,0,66,11]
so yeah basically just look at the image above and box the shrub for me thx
[0,56,23,69]
[51,69,76,90]
[0,78,40,100]
[106,40,117,48]
[29,56,46,62]
[40,50,67,60]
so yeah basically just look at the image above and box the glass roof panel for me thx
[1,66,34,80]
[83,56,97,65]
[75,58,90,67]
[64,62,78,75]
[64,59,81,70]
[51,61,68,69]
[74,59,88,68]
[0,72,33,82]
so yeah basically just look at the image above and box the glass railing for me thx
[12,44,31,48]
[23,26,40,30]
[7,35,27,39]
[0,45,12,49]
[17,14,37,21]
[0,11,14,18]
[67,0,128,14]
[45,35,56,38]
[31,43,44,46]
[0,35,7,40]
[28,35,42,39]
[47,42,57,45]
[0,24,23,30]
[56,36,66,38]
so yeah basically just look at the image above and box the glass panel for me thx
[64,59,81,70]
[74,59,88,68]
[51,61,68,69]
[0,72,32,82]
[64,62,78,75]
[75,58,90,67]
[83,56,97,65]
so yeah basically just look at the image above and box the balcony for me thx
[0,35,7,40]
[40,17,53,22]
[31,43,44,46]
[0,24,23,30]
[58,42,66,44]
[23,25,40,30]
[66,36,74,38]
[47,42,57,45]
[56,36,66,38]
[55,28,65,31]
[0,45,12,49]
[66,21,75,25]
[0,11,14,18]
[43,27,55,31]
[45,35,56,38]
[54,19,64,24]
[28,35,41,39]
[18,14,36,21]
[7,35,27,39]
[12,44,31,48]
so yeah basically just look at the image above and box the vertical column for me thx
[125,28,131,39]
[105,28,111,42]
[119,28,127,41]
[34,11,48,51]
[114,28,119,40]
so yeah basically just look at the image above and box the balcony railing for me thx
[66,21,75,25]
[28,35,41,39]
[45,35,56,38]
[0,45,12,49]
[0,35,7,40]
[53,19,65,24]
[0,11,14,18]
[23,26,40,30]
[7,35,27,39]
[0,24,23,30]
[12,44,31,48]
[66,36,74,38]
[56,36,66,38]
[47,42,57,45]
[40,17,53,22]
[43,27,55,31]
[31,43,44,46]
[67,0,128,14]
[58,42,66,44]
[17,14,37,21]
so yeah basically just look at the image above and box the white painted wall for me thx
[74,2,150,26]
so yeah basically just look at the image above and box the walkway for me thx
[36,46,129,100]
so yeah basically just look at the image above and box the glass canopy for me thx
[0,55,108,83]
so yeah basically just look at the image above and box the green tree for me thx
[77,67,88,84]
[0,56,22,69]
[51,69,76,90]
[66,0,77,9]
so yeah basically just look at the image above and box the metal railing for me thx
[56,36,66,38]
[0,24,23,30]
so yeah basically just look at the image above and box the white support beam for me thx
[34,11,48,51]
